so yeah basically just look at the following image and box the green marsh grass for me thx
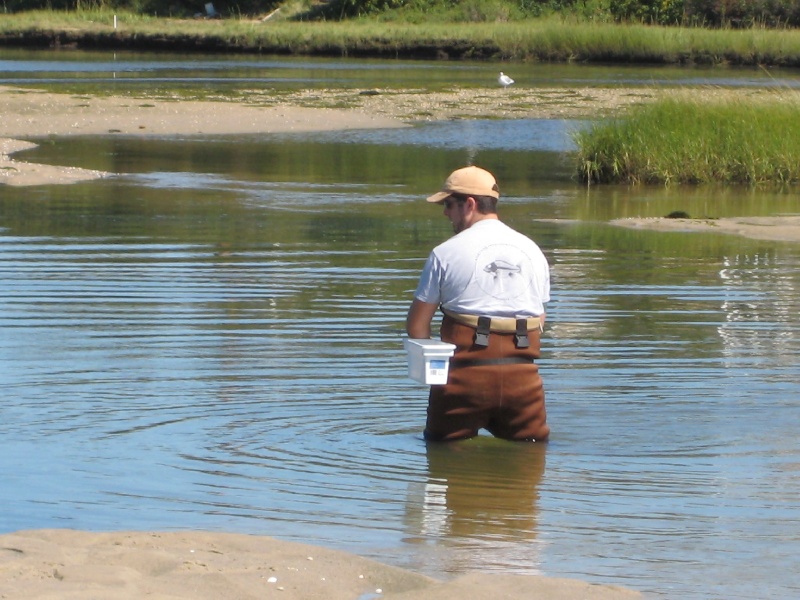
[5,10,800,64]
[574,90,800,186]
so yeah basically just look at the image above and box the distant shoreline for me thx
[3,13,800,66]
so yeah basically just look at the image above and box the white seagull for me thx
[498,72,515,87]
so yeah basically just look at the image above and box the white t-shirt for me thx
[414,219,550,317]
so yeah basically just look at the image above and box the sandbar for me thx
[0,84,407,187]
[611,216,800,244]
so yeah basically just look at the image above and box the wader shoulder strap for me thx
[515,318,530,348]
[475,316,491,347]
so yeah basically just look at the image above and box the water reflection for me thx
[405,439,546,575]
[719,250,798,368]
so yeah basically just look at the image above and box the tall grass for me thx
[574,90,800,186]
[5,10,800,65]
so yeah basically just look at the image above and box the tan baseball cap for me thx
[426,166,500,203]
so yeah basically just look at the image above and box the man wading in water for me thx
[406,166,551,442]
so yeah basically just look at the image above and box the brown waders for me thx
[424,313,549,442]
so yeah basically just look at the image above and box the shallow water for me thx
[2,51,800,600]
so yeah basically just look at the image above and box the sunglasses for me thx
[443,196,467,210]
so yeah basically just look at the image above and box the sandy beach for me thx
[0,529,642,600]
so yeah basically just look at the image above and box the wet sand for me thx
[0,529,642,600]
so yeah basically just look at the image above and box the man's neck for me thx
[469,213,499,227]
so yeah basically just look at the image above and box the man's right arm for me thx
[405,298,439,339]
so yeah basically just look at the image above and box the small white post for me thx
[113,15,117,29]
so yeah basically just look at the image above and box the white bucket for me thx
[403,338,457,385]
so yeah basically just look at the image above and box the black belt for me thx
[450,357,535,368]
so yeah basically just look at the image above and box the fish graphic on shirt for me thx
[483,260,522,276]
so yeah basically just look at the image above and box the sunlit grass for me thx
[3,10,800,64]
[573,90,800,186]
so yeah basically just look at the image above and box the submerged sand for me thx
[0,529,642,600]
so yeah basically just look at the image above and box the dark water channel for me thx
[1,51,800,599]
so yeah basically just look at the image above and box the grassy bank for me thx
[4,9,800,64]
[574,91,800,186]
